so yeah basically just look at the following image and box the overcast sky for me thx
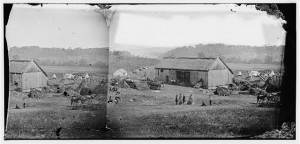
[6,4,108,49]
[110,4,286,57]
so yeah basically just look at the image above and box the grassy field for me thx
[107,85,279,138]
[227,63,282,71]
[5,91,108,139]
[41,66,108,74]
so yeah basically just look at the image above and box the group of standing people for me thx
[175,93,194,105]
[175,93,214,106]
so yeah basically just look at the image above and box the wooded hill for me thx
[159,44,284,64]
[9,46,108,67]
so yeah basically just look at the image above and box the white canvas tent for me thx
[269,71,275,77]
[52,74,57,79]
[237,71,242,76]
[85,73,89,79]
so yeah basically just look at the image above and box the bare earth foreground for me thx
[107,84,279,138]
[6,94,107,139]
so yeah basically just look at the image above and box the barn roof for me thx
[155,57,233,73]
[9,59,48,77]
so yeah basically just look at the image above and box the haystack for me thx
[80,87,93,96]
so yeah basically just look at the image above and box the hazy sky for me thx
[6,4,108,49]
[110,4,286,57]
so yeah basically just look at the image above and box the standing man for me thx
[175,94,178,105]
[209,94,213,106]
[23,97,26,108]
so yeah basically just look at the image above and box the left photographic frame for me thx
[4,3,110,139]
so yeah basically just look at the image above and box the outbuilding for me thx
[155,57,234,88]
[9,59,48,92]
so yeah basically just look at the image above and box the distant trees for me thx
[264,55,273,64]
[218,55,226,60]
[94,61,108,68]
[161,43,283,64]
[198,52,206,58]
[8,46,108,67]
[12,55,20,60]
[79,58,88,66]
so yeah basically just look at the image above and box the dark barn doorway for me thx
[176,71,190,86]
[166,75,169,83]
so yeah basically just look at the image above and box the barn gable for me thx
[10,59,48,91]
[9,60,48,77]
[209,58,234,74]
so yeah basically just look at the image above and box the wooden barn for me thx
[155,57,234,88]
[9,59,48,92]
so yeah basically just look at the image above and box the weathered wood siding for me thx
[208,69,233,87]
[168,70,176,81]
[157,69,177,82]
[157,69,168,82]
[22,72,47,90]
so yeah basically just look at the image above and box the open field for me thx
[107,85,279,138]
[41,66,108,74]
[5,91,108,139]
[227,63,282,71]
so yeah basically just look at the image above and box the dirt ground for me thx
[5,90,109,139]
[107,84,279,138]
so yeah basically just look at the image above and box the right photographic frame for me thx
[107,4,296,139]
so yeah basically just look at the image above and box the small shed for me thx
[155,57,234,88]
[9,59,48,92]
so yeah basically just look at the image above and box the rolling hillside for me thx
[8,46,108,67]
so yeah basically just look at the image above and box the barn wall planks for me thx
[169,70,176,81]
[208,69,232,87]
[22,72,47,90]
